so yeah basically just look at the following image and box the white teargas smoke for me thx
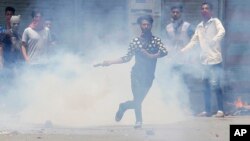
[1,50,192,128]
[0,1,201,130]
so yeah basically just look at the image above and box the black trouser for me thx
[121,73,153,123]
[202,63,224,114]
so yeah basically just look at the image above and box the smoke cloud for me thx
[0,0,200,130]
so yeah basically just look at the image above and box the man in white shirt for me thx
[181,2,225,117]
[21,9,50,65]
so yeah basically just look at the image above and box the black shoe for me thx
[115,103,125,122]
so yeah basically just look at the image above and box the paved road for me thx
[0,116,249,141]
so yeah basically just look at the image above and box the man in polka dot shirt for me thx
[97,15,168,128]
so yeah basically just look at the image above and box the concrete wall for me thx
[223,0,250,104]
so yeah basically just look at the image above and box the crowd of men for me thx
[97,1,226,128]
[0,1,226,129]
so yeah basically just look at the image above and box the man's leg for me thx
[115,101,133,122]
[198,65,211,117]
[215,87,224,111]
[133,86,150,123]
[203,78,212,116]
[210,64,224,117]
[115,75,151,122]
[132,75,153,128]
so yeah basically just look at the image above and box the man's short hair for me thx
[31,9,43,18]
[5,6,15,14]
[201,1,213,10]
[171,5,183,12]
[137,15,153,24]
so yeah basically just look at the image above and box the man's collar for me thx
[198,17,214,27]
[172,18,183,24]
[203,17,214,24]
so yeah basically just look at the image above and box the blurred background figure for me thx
[21,9,51,65]
[165,4,194,114]
[0,13,21,70]
[0,14,22,92]
[165,4,193,64]
[44,18,57,46]
[0,6,16,70]
[44,17,58,57]
[0,6,15,32]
